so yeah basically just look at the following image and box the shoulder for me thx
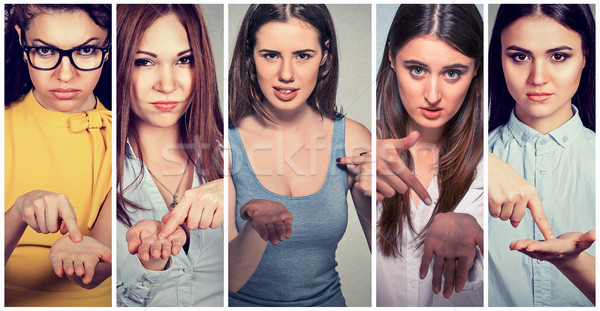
[344,117,371,147]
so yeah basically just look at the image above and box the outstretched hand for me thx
[126,219,187,271]
[240,199,293,245]
[48,236,111,284]
[510,230,595,263]
[159,179,224,239]
[488,153,555,240]
[375,132,432,204]
[420,212,483,298]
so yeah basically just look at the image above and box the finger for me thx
[337,155,371,166]
[475,230,484,255]
[83,260,96,284]
[578,230,596,250]
[498,202,514,221]
[455,256,470,293]
[22,207,41,232]
[97,244,112,264]
[376,192,385,201]
[210,204,224,229]
[431,254,444,294]
[49,255,64,277]
[59,221,68,235]
[266,223,279,245]
[420,245,434,279]
[171,236,186,256]
[63,258,75,276]
[160,197,191,239]
[74,259,85,276]
[256,224,269,241]
[126,229,143,255]
[284,218,293,239]
[489,198,501,218]
[45,205,60,233]
[186,200,203,231]
[275,221,286,241]
[527,195,555,240]
[58,201,81,242]
[398,168,432,205]
[35,205,48,234]
[388,131,420,151]
[150,242,163,259]
[443,258,456,298]
[199,203,216,230]
[376,177,399,198]
[138,243,151,261]
[161,241,171,259]
[510,199,527,227]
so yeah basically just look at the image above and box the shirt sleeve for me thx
[116,220,174,307]
[452,160,484,292]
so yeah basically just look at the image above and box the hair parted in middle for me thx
[229,4,341,126]
[376,4,483,258]
[116,4,224,227]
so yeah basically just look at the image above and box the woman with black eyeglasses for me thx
[4,4,112,307]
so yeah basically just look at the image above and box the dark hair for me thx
[376,4,483,257]
[116,4,224,226]
[229,4,340,125]
[489,4,595,132]
[4,4,111,109]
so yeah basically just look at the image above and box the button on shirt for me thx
[488,107,595,307]
[377,161,484,307]
[117,143,224,307]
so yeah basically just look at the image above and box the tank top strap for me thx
[329,116,346,167]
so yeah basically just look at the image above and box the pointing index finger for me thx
[58,203,81,243]
[159,199,190,239]
[527,195,555,240]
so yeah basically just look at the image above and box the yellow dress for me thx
[5,90,112,306]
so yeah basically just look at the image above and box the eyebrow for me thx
[403,60,469,70]
[258,49,317,55]
[136,49,192,58]
[505,45,573,54]
[31,37,100,49]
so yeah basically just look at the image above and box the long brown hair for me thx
[116,4,223,226]
[229,4,341,126]
[377,4,483,257]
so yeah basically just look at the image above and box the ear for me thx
[388,50,396,71]
[320,40,330,66]
[582,49,588,69]
[474,63,480,76]
[15,25,23,46]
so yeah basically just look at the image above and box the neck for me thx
[407,118,444,147]
[130,117,187,164]
[515,102,574,135]
[262,103,323,132]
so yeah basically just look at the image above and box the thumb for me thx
[475,230,484,255]
[98,245,112,264]
[577,230,596,250]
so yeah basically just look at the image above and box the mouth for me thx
[420,107,443,120]
[273,86,299,101]
[50,88,80,100]
[151,101,179,112]
[527,92,552,102]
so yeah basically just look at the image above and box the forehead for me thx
[138,13,190,52]
[254,18,321,51]
[25,10,107,48]
[500,15,582,50]
[395,35,475,68]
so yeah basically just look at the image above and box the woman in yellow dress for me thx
[4,4,112,306]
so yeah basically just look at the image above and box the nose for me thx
[278,58,294,83]
[528,60,548,86]
[155,65,176,93]
[424,76,441,105]
[56,55,76,82]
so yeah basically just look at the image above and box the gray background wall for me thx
[228,4,372,307]
[201,4,224,110]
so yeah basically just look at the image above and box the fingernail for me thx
[424,198,432,206]
[433,286,439,294]
[336,157,341,163]
[360,152,367,156]
[420,273,425,279]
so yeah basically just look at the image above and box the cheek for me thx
[395,72,421,107]
[553,63,584,97]
[501,61,525,96]
[27,67,50,91]
[444,80,471,115]
[178,68,194,98]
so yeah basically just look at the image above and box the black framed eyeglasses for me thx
[22,45,110,71]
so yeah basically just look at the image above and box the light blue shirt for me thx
[488,107,595,307]
[117,142,223,307]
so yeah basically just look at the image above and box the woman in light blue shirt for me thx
[115,4,224,306]
[488,4,595,307]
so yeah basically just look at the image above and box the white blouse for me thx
[376,161,483,307]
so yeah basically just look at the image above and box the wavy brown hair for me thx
[377,4,483,257]
[229,4,341,126]
[116,4,223,226]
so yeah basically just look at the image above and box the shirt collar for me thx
[506,105,583,148]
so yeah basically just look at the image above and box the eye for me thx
[134,58,154,67]
[34,47,56,57]
[409,66,427,78]
[443,70,462,80]
[297,53,312,61]
[550,53,569,62]
[76,46,97,57]
[511,53,531,63]
[263,53,278,61]
[177,55,194,65]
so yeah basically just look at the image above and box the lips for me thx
[527,92,552,102]
[421,107,443,119]
[274,86,299,101]
[50,88,80,100]
[151,101,178,112]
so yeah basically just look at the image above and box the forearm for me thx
[5,205,27,264]
[552,252,595,304]
[228,223,268,292]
